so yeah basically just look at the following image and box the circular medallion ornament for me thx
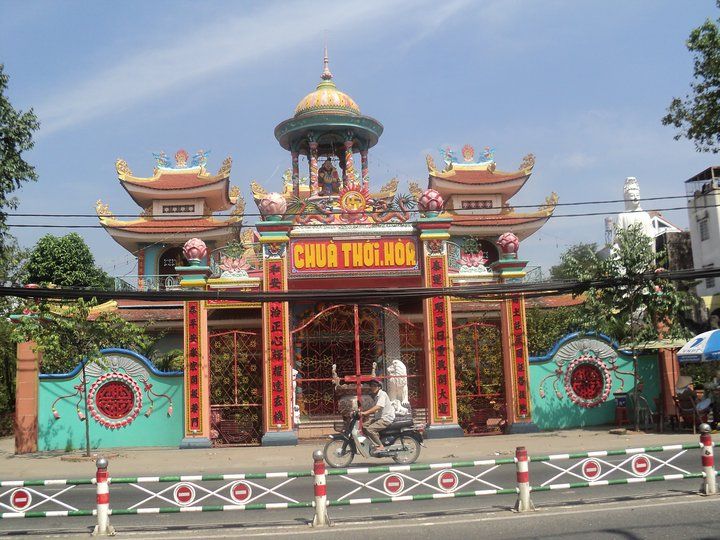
[88,372,143,429]
[339,187,368,214]
[563,355,612,408]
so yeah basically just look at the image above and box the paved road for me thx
[0,445,708,537]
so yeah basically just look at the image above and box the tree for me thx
[0,64,39,250]
[567,224,694,346]
[549,242,598,281]
[12,298,153,454]
[0,236,28,434]
[26,233,113,288]
[525,305,582,357]
[662,1,720,153]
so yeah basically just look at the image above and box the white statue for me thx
[386,358,410,407]
[616,177,655,249]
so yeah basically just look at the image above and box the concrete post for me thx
[92,457,115,536]
[513,446,535,512]
[312,450,330,526]
[700,423,717,495]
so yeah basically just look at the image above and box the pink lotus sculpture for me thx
[459,252,488,269]
[219,256,251,278]
[497,232,520,257]
[418,189,444,215]
[258,193,287,221]
[183,237,208,263]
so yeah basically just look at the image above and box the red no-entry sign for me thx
[173,483,196,506]
[632,455,651,476]
[230,481,252,503]
[437,470,459,492]
[383,474,405,495]
[9,489,32,511]
[582,459,602,480]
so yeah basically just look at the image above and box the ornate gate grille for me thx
[209,330,262,446]
[292,304,425,422]
[453,321,506,435]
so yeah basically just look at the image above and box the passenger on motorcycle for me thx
[360,379,395,452]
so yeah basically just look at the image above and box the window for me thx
[162,204,195,214]
[706,265,715,289]
[700,218,710,241]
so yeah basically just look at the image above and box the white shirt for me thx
[372,389,396,423]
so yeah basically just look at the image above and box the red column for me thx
[344,139,355,186]
[15,341,40,454]
[500,295,537,432]
[258,221,297,446]
[418,220,463,439]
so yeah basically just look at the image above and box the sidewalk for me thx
[0,428,703,481]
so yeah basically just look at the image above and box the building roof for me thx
[426,153,535,201]
[294,49,360,118]
[115,154,234,211]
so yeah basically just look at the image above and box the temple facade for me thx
[79,52,560,449]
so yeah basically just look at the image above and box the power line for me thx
[3,200,720,230]
[2,266,717,304]
[1,193,699,219]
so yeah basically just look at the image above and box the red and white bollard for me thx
[699,423,717,495]
[312,450,330,526]
[513,446,535,512]
[92,457,115,536]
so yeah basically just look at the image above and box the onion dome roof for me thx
[293,49,360,118]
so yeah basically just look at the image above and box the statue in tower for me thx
[616,177,655,250]
[318,158,341,196]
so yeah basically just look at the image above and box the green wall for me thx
[38,349,184,451]
[529,333,660,430]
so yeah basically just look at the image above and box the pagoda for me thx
[96,149,245,289]
[424,145,557,272]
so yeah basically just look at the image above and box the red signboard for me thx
[438,470,459,492]
[265,260,289,429]
[185,301,202,435]
[383,474,405,495]
[582,459,602,480]
[174,483,196,505]
[289,237,419,276]
[632,455,651,476]
[10,489,32,511]
[428,256,452,422]
[230,481,252,503]
[510,297,529,418]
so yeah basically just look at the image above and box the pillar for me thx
[344,138,355,187]
[309,140,319,197]
[257,221,297,446]
[417,219,463,438]
[360,149,369,190]
[176,242,213,448]
[291,150,300,198]
[15,341,40,454]
[490,246,538,433]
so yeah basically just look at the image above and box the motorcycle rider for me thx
[360,378,395,453]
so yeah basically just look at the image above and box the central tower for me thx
[274,49,384,197]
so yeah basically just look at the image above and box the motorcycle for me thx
[323,410,423,468]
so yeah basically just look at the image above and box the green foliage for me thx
[0,236,29,430]
[565,224,695,347]
[662,1,720,152]
[0,64,39,250]
[525,306,582,357]
[26,233,113,288]
[12,298,153,374]
[549,242,598,280]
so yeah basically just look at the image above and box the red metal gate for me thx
[292,304,424,422]
[208,330,262,446]
[453,321,507,435]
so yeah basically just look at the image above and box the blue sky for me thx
[1,0,717,276]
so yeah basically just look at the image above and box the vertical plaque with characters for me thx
[185,301,202,435]
[510,296,530,419]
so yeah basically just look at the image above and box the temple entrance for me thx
[292,304,425,428]
[453,321,507,435]
[208,330,262,446]
[158,246,184,289]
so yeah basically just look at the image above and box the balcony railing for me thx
[114,274,180,292]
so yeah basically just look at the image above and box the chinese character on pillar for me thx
[418,217,463,438]
[184,300,209,439]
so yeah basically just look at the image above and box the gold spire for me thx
[321,45,333,81]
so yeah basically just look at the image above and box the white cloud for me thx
[36,0,486,136]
